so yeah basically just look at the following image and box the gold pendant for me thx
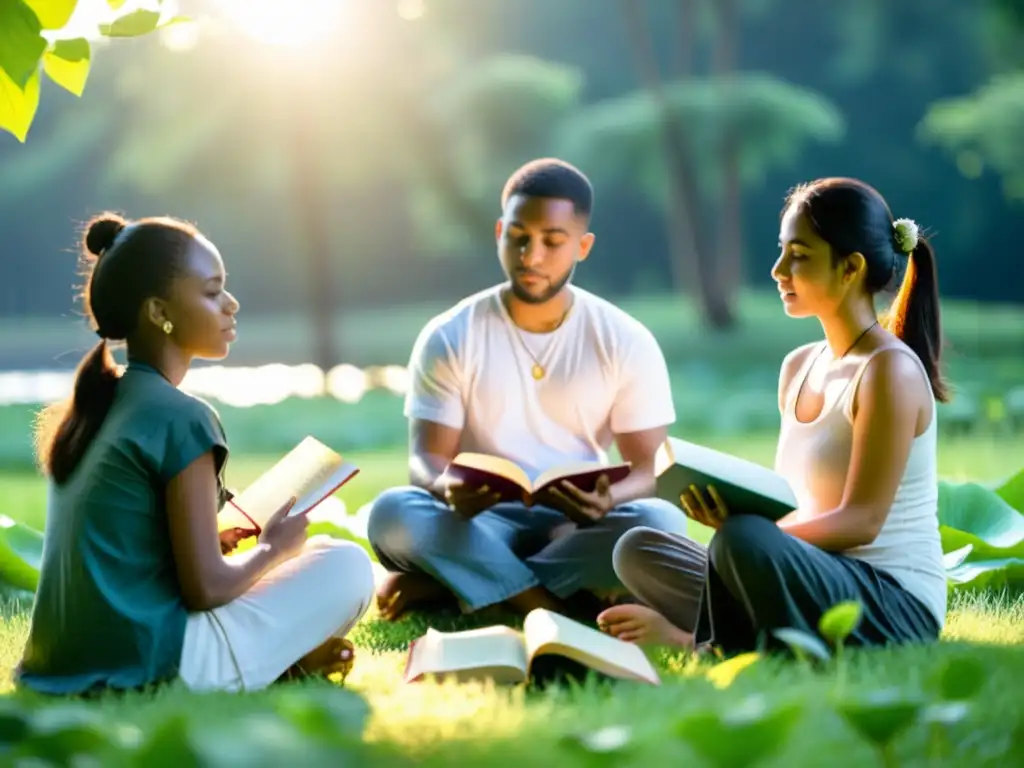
[531,363,545,380]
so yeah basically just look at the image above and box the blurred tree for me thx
[403,53,586,253]
[917,2,1024,202]
[561,0,844,329]
[918,74,1024,202]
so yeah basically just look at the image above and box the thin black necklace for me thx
[836,319,878,359]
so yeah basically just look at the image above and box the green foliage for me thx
[0,0,191,143]
[833,688,926,767]
[0,67,40,143]
[997,468,1024,509]
[42,37,91,96]
[918,72,1024,201]
[0,515,43,592]
[0,686,388,766]
[935,477,1024,589]
[818,601,864,646]
[0,1,47,89]
[409,54,585,250]
[557,73,845,205]
[24,0,77,31]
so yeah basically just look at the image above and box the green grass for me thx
[2,436,1024,764]
[1,590,1022,765]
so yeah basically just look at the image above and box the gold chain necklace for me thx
[503,295,573,380]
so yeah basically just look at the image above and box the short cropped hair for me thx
[500,158,593,219]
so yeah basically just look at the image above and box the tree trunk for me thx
[620,0,734,328]
[713,0,742,325]
[291,117,338,373]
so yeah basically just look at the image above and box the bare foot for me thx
[281,637,355,683]
[596,604,694,649]
[376,571,451,621]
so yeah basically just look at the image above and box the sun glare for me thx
[214,0,345,47]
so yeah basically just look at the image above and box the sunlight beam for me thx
[213,0,346,48]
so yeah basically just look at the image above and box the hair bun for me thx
[84,213,128,257]
[892,218,920,253]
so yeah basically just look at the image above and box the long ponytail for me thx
[34,339,122,484]
[882,235,950,402]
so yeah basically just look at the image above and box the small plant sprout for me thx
[674,694,802,768]
[818,600,863,691]
[833,688,925,768]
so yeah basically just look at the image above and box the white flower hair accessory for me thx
[892,218,919,253]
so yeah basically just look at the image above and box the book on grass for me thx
[218,436,360,535]
[442,453,631,506]
[654,436,797,522]
[403,608,660,686]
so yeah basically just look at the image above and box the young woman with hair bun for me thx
[18,213,374,695]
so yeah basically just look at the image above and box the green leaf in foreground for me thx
[0,64,41,143]
[99,9,193,38]
[100,9,161,37]
[42,38,91,97]
[0,0,47,89]
[25,0,78,31]
[561,724,634,761]
[674,695,803,768]
[833,688,924,763]
[932,655,988,701]
[771,627,832,662]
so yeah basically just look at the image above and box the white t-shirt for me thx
[404,284,676,483]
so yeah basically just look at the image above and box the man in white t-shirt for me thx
[367,158,688,621]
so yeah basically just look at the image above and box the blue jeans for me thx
[367,485,688,612]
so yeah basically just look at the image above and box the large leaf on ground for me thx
[946,557,1024,590]
[938,480,1024,560]
[996,469,1024,512]
[0,515,43,592]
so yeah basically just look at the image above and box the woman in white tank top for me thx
[598,177,950,656]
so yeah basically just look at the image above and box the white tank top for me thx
[773,342,947,627]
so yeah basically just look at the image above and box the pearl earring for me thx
[162,321,173,335]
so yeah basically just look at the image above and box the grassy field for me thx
[2,435,1023,765]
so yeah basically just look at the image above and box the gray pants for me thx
[613,514,941,655]
[367,485,689,612]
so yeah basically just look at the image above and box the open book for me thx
[403,609,660,686]
[442,453,631,506]
[654,437,797,522]
[218,436,360,535]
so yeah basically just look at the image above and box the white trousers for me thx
[177,536,375,692]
